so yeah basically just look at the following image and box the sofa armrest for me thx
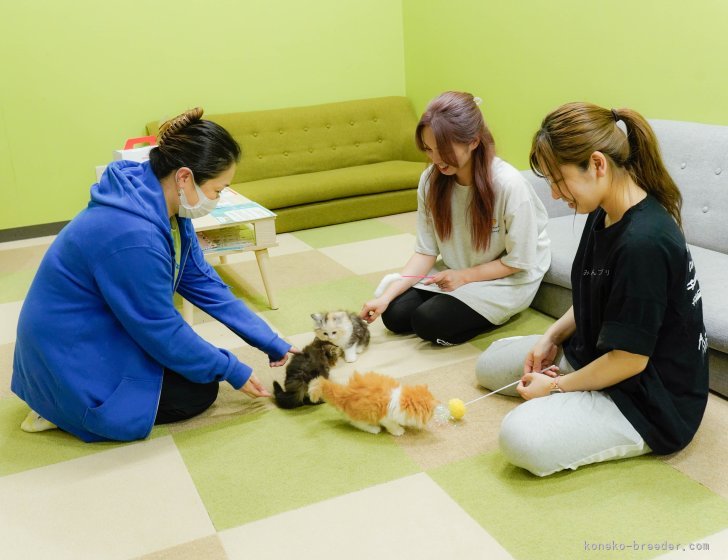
[520,169,572,219]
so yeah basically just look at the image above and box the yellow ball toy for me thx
[448,398,466,421]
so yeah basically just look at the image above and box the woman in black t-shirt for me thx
[475,102,708,476]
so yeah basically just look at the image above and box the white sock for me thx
[21,410,57,433]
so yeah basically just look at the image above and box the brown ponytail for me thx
[530,102,682,228]
[616,108,682,228]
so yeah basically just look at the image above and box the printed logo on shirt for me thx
[583,268,610,277]
[491,218,500,233]
[698,330,709,355]
[686,249,702,307]
[435,338,455,347]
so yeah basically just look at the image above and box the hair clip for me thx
[473,96,483,106]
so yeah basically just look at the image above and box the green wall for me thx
[0,0,405,230]
[4,0,728,231]
[403,0,728,169]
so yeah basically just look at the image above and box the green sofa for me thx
[147,96,426,233]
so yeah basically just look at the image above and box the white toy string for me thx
[463,366,556,405]
[463,380,520,406]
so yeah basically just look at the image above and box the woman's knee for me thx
[410,309,453,345]
[499,403,561,477]
[476,337,532,395]
[156,378,219,425]
[475,347,498,387]
[381,307,413,334]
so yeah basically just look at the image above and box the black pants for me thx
[154,369,219,425]
[381,288,493,345]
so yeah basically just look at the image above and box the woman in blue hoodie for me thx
[12,108,297,442]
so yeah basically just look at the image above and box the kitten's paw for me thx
[386,425,405,437]
[350,420,381,434]
[380,419,405,436]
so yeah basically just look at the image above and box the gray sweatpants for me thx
[475,335,650,477]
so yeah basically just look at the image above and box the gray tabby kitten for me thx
[273,338,341,409]
[311,311,370,363]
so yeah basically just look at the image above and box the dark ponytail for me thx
[148,107,241,183]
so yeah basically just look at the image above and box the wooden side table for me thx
[183,188,279,324]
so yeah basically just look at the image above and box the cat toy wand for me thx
[437,366,558,423]
[374,273,436,297]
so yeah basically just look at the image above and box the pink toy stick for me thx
[401,275,435,278]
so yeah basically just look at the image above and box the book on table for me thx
[197,224,255,253]
[193,188,277,254]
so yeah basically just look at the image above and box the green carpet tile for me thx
[0,245,51,304]
[429,451,728,560]
[0,270,37,304]
[173,405,420,530]
[290,218,403,249]
[0,396,169,476]
[258,275,378,335]
[469,308,556,351]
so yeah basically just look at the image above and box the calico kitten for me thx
[308,371,437,436]
[311,311,370,363]
[273,338,341,409]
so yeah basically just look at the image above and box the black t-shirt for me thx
[565,195,709,454]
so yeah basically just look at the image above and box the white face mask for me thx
[177,172,218,219]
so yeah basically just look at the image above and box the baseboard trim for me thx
[0,221,68,243]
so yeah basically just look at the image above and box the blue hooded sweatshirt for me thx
[12,160,290,442]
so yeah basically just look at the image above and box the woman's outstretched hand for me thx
[270,346,301,368]
[240,374,272,398]
[360,297,389,324]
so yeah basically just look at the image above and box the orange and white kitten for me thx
[308,371,436,436]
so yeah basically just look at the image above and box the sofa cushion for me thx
[233,160,425,210]
[542,214,586,289]
[650,120,728,254]
[689,245,728,354]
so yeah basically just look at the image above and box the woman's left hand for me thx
[423,269,467,292]
[270,346,301,367]
[240,374,272,398]
[517,371,557,400]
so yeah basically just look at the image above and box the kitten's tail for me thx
[273,381,304,409]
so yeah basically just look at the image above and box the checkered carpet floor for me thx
[1,212,727,560]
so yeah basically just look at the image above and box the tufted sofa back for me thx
[526,119,728,255]
[148,96,423,185]
[650,120,728,254]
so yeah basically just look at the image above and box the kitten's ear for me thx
[311,313,324,327]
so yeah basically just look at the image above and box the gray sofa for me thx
[524,119,728,398]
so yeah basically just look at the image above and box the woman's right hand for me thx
[360,297,390,324]
[524,335,559,374]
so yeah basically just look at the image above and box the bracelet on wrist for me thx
[549,378,564,395]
